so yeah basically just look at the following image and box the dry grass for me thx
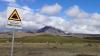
[0,43,100,56]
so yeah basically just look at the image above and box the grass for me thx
[0,38,8,43]
[0,34,100,56]
[0,34,100,43]
[76,54,97,56]
[17,34,100,43]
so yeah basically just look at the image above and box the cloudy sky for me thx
[0,0,100,34]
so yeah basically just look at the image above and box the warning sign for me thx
[7,7,22,29]
[8,9,21,21]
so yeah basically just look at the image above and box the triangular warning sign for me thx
[8,9,21,21]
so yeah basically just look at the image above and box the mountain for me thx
[36,26,66,36]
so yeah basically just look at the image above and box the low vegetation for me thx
[76,54,97,56]
[0,34,100,56]
[0,34,100,43]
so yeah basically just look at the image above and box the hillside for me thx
[18,34,100,43]
[0,32,35,38]
[0,34,100,43]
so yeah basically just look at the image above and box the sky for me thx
[0,0,100,34]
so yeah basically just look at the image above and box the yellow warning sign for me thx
[8,9,21,21]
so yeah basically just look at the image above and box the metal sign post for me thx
[11,29,15,56]
[7,8,22,56]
